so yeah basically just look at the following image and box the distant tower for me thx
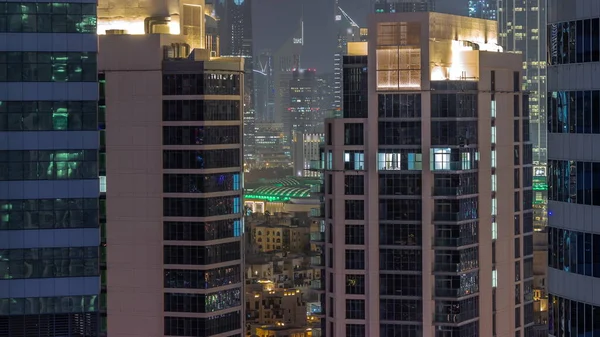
[373,0,435,13]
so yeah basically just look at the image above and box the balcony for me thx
[310,279,325,291]
[310,205,325,218]
[434,213,477,222]
[310,255,325,268]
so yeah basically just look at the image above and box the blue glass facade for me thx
[0,0,99,335]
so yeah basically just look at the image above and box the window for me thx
[431,93,478,118]
[378,149,422,171]
[163,126,240,145]
[514,215,521,235]
[379,223,421,246]
[164,312,241,336]
[514,120,520,142]
[379,174,421,196]
[378,121,421,145]
[0,295,98,316]
[380,249,422,271]
[164,220,241,241]
[164,173,241,193]
[344,151,365,170]
[0,2,97,33]
[376,25,421,90]
[164,266,241,289]
[513,71,520,92]
[345,250,365,269]
[0,101,97,131]
[345,299,365,319]
[0,247,98,279]
[163,73,240,95]
[163,100,240,121]
[163,197,240,217]
[379,93,422,118]
[0,198,98,230]
[344,123,364,145]
[514,95,520,117]
[163,243,241,265]
[380,274,422,296]
[345,200,365,220]
[0,150,97,180]
[430,121,478,146]
[164,288,241,313]
[345,275,365,294]
[345,225,365,245]
[0,52,96,82]
[163,149,240,169]
[346,324,366,337]
[380,299,422,321]
[379,199,421,221]
[345,175,365,195]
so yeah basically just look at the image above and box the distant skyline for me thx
[253,0,463,72]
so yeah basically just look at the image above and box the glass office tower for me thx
[0,1,101,336]
[547,1,600,336]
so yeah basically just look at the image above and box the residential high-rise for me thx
[0,1,101,336]
[468,0,497,20]
[321,12,534,336]
[373,0,435,13]
[546,2,600,336]
[97,1,244,336]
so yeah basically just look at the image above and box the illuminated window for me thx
[431,148,451,170]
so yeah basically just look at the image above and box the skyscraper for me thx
[321,12,534,336]
[97,1,244,336]
[546,2,600,336]
[468,0,497,20]
[0,1,101,335]
[214,0,255,160]
[498,0,547,232]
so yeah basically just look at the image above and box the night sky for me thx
[253,0,464,73]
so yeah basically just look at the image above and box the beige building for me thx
[98,1,244,336]
[254,326,308,337]
[321,12,534,336]
[246,283,307,328]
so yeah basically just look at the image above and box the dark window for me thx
[379,199,422,221]
[515,237,521,258]
[0,198,98,230]
[164,289,241,313]
[163,126,240,145]
[0,150,97,181]
[346,324,366,337]
[163,100,240,121]
[345,299,365,319]
[345,250,365,269]
[378,93,422,118]
[380,249,422,271]
[381,324,422,337]
[163,243,241,265]
[514,120,520,142]
[514,95,520,117]
[163,173,241,193]
[514,215,521,235]
[515,306,521,328]
[380,274,422,296]
[164,312,241,336]
[0,247,98,279]
[164,266,241,289]
[491,70,495,91]
[163,149,240,169]
[434,198,478,222]
[163,220,242,241]
[163,197,240,217]
[0,101,97,131]
[345,200,365,220]
[430,121,478,146]
[380,299,422,321]
[514,168,520,188]
[345,175,365,195]
[344,123,364,145]
[379,174,422,196]
[379,121,421,145]
[345,225,365,245]
[513,71,520,92]
[514,145,520,165]
[0,312,99,336]
[431,93,477,118]
[0,52,96,82]
[327,123,332,145]
[343,57,368,118]
[345,274,365,294]
[379,223,421,246]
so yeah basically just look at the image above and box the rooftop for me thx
[245,185,312,201]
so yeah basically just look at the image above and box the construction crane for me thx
[337,6,359,29]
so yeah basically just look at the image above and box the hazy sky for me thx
[253,0,465,72]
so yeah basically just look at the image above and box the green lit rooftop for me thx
[245,185,312,202]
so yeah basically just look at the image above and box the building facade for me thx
[547,0,600,336]
[322,12,534,337]
[468,0,497,20]
[96,1,245,335]
[373,0,435,13]
[0,0,101,335]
